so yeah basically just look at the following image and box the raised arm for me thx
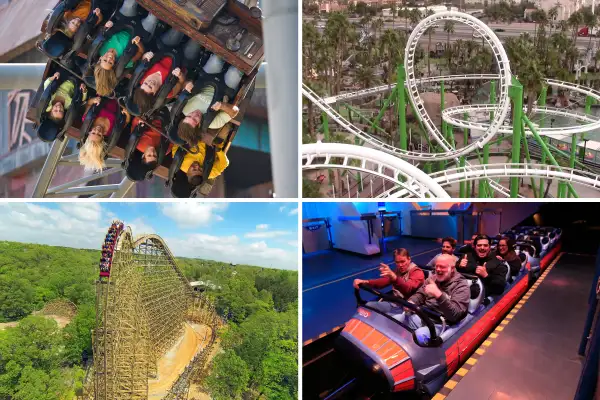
[131,36,145,64]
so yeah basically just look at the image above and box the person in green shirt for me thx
[43,72,88,122]
[94,20,145,96]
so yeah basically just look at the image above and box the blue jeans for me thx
[366,301,451,345]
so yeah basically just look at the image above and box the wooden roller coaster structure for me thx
[86,223,220,400]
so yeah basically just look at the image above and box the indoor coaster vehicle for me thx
[315,230,562,399]
[28,0,263,198]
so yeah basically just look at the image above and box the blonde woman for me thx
[79,97,131,171]
[93,20,144,96]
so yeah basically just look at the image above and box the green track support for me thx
[398,65,407,150]
[345,103,390,137]
[460,112,468,198]
[372,87,397,134]
[440,81,446,135]
[522,115,579,198]
[509,77,523,198]
[322,111,330,141]
[538,86,548,196]
[520,120,539,198]
[568,132,578,198]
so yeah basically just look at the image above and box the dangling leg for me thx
[161,28,184,47]
[203,54,224,74]
[184,40,203,63]
[224,66,243,90]
[119,0,138,17]
[141,12,159,35]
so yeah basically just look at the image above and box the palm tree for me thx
[372,17,385,39]
[324,13,356,94]
[583,9,597,49]
[425,10,435,77]
[568,11,584,46]
[443,21,455,68]
[409,9,421,29]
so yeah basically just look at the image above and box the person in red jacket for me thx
[353,248,425,299]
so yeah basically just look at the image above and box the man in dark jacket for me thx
[396,254,470,344]
[456,234,508,296]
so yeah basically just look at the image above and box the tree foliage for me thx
[0,241,298,399]
[178,259,299,400]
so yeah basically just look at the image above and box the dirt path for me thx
[0,321,18,330]
[0,314,72,330]
[147,323,213,400]
[186,338,223,400]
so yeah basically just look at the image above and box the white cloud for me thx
[160,203,228,228]
[287,240,298,247]
[0,203,111,250]
[279,205,287,213]
[245,230,292,239]
[288,208,298,216]
[256,224,269,230]
[127,218,155,236]
[165,233,297,269]
[0,203,297,270]
[60,203,102,222]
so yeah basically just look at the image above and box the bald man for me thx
[398,254,470,344]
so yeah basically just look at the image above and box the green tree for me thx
[206,351,250,400]
[62,304,95,365]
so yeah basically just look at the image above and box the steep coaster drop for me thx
[89,221,220,400]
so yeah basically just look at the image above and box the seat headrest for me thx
[37,119,61,142]
[467,278,484,313]
[41,31,72,58]
[125,150,154,181]
[171,170,196,198]
[518,252,527,263]
[541,237,549,245]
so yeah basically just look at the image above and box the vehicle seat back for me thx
[518,252,528,271]
[467,277,484,314]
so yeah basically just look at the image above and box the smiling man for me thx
[397,254,470,344]
[426,236,458,268]
[456,234,508,296]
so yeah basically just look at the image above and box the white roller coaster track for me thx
[302,11,600,198]
[375,163,600,198]
[302,142,451,198]
[442,105,600,136]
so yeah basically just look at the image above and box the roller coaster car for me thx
[166,55,246,142]
[136,0,264,76]
[121,47,186,117]
[165,76,255,198]
[31,68,86,142]
[122,108,170,181]
[78,97,130,154]
[336,256,544,398]
[41,0,120,59]
[82,9,163,89]
[166,144,214,198]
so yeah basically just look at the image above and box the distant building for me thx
[319,1,347,12]
[189,280,222,291]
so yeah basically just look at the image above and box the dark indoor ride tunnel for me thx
[302,202,600,400]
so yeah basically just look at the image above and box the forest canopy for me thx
[0,241,298,400]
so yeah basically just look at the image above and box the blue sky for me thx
[0,202,299,270]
